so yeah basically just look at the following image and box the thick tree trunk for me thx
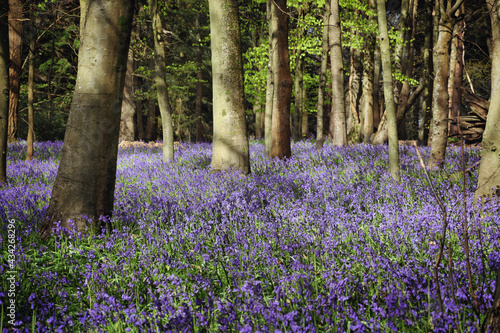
[0,0,9,184]
[7,0,22,142]
[265,0,274,156]
[270,0,292,158]
[151,0,174,162]
[40,0,134,238]
[26,15,35,161]
[377,0,400,181]
[316,0,330,149]
[478,1,500,330]
[119,49,136,142]
[429,0,464,168]
[209,0,250,173]
[328,0,347,146]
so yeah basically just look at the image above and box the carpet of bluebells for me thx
[1,140,500,332]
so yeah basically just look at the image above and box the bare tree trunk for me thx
[478,1,500,328]
[0,0,9,184]
[41,0,134,238]
[361,37,374,143]
[270,0,292,159]
[293,49,304,140]
[265,0,274,156]
[7,0,22,142]
[373,42,381,129]
[419,0,434,145]
[450,3,465,136]
[195,12,204,142]
[301,86,308,138]
[377,0,400,181]
[209,0,250,173]
[26,13,35,161]
[119,48,136,142]
[328,0,347,146]
[255,102,263,139]
[316,0,330,149]
[150,0,174,162]
[429,0,464,168]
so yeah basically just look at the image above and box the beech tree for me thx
[40,0,134,238]
[7,0,22,143]
[328,0,347,146]
[316,0,330,149]
[0,0,8,184]
[270,0,293,158]
[209,0,250,173]
[150,0,174,162]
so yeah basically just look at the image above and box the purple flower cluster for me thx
[1,140,498,332]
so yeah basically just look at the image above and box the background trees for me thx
[0,0,8,184]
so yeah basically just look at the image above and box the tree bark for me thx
[195,12,204,142]
[316,0,330,150]
[7,0,22,142]
[328,0,347,146]
[377,0,400,181]
[40,0,134,238]
[150,0,174,162]
[265,0,274,156]
[478,0,500,330]
[429,0,464,168]
[209,0,250,173]
[270,0,292,158]
[119,48,136,142]
[26,13,35,161]
[418,0,434,145]
[450,3,465,137]
[293,47,304,140]
[0,0,9,184]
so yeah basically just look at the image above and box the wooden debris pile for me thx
[447,87,488,144]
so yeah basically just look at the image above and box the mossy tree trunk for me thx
[150,0,174,162]
[209,0,250,173]
[0,0,9,184]
[40,0,134,238]
[270,0,292,159]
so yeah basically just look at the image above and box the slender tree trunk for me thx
[26,13,35,161]
[478,0,500,328]
[270,0,292,158]
[293,49,304,140]
[150,0,174,162]
[209,0,250,173]
[255,102,263,139]
[301,85,308,138]
[119,48,136,142]
[373,42,381,129]
[195,13,204,142]
[419,0,434,145]
[0,0,9,184]
[429,0,464,168]
[349,44,362,141]
[265,0,274,156]
[41,0,134,238]
[328,0,347,146]
[450,3,465,136]
[7,0,22,142]
[145,98,157,141]
[361,34,374,143]
[377,0,400,181]
[316,0,330,149]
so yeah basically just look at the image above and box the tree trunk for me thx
[40,0,134,238]
[328,0,347,146]
[377,0,400,181]
[361,34,374,143]
[429,0,464,168]
[150,0,174,162]
[348,44,362,141]
[0,0,9,184]
[7,0,22,142]
[301,85,308,139]
[478,0,500,329]
[419,0,434,145]
[195,13,204,142]
[270,0,292,158]
[293,48,304,140]
[373,41,381,129]
[265,0,274,156]
[209,0,250,173]
[255,102,263,139]
[26,13,35,161]
[145,98,157,141]
[450,3,465,137]
[119,48,136,142]
[316,0,330,150]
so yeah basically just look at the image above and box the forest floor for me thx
[1,140,499,332]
